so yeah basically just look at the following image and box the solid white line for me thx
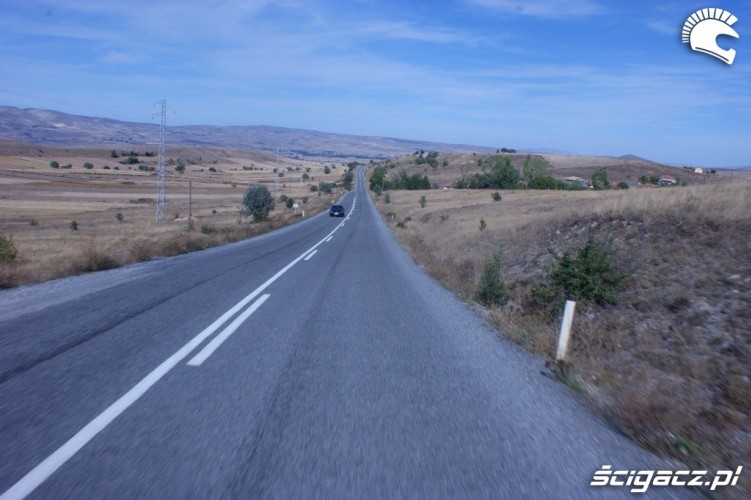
[186,294,270,366]
[304,250,318,261]
[0,215,349,500]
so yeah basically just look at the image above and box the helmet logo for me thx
[682,8,739,65]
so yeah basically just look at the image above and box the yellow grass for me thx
[0,145,349,286]
[374,175,751,497]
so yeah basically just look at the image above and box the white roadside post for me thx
[556,300,577,361]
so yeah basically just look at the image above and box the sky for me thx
[0,0,749,167]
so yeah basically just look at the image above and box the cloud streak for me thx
[0,1,749,165]
[467,0,603,18]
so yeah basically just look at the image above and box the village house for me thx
[658,175,678,186]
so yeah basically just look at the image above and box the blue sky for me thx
[0,0,749,166]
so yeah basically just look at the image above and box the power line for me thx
[0,88,146,116]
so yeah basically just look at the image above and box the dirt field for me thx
[0,143,350,285]
[369,155,751,497]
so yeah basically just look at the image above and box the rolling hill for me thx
[0,106,495,160]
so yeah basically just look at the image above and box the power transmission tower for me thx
[155,99,167,221]
[274,146,280,192]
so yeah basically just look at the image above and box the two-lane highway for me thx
[1,167,693,498]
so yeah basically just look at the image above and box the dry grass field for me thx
[0,142,350,286]
[370,155,751,496]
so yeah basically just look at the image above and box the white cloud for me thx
[467,0,603,18]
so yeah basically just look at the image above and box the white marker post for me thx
[556,300,576,361]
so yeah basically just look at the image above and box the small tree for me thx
[241,185,275,221]
[592,169,610,190]
[476,252,509,306]
[0,234,17,263]
[419,195,427,208]
[324,166,331,174]
[49,161,60,169]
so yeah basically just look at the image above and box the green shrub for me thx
[0,234,17,263]
[285,197,295,208]
[455,156,519,189]
[115,212,124,222]
[479,219,486,231]
[83,162,94,170]
[318,182,334,194]
[200,224,218,235]
[475,252,508,306]
[533,235,624,314]
[419,195,427,208]
[592,169,610,190]
[241,185,275,221]
[69,220,78,231]
[384,193,391,204]
[491,191,502,201]
[49,161,59,169]
[617,181,629,189]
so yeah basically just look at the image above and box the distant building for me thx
[658,175,678,186]
[563,176,589,188]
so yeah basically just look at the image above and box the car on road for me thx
[329,205,345,217]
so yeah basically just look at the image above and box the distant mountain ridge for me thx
[0,106,495,159]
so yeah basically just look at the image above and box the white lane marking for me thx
[187,295,270,366]
[0,215,349,500]
[325,236,333,242]
[304,250,318,261]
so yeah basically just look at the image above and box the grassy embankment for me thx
[371,153,750,497]
[0,144,347,287]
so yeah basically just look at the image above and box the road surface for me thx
[0,168,693,498]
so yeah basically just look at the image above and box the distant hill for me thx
[0,106,495,160]
[618,154,657,163]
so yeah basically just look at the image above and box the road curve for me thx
[0,167,693,498]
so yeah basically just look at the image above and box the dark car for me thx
[329,205,345,217]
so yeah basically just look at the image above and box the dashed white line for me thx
[187,294,270,366]
[0,211,350,500]
[304,250,318,261]
[325,236,333,242]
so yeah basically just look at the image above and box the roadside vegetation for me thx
[370,159,751,496]
[0,145,355,287]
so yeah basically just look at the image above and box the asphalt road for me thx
[0,167,695,498]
